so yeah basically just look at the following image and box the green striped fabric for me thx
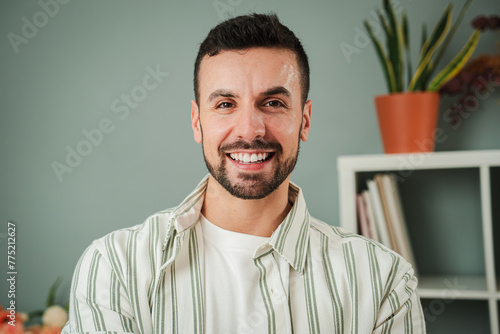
[62,175,425,333]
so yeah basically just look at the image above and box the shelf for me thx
[337,150,500,333]
[418,275,489,300]
[338,149,500,172]
[493,277,500,298]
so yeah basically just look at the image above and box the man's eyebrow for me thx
[207,87,291,102]
[207,89,237,102]
[261,86,291,98]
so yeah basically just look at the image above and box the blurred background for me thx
[0,0,499,329]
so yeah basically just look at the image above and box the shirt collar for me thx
[163,174,311,274]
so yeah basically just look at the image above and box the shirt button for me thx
[270,287,282,299]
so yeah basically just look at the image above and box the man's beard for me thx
[202,137,300,200]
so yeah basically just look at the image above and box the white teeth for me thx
[229,152,271,164]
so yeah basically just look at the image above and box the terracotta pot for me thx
[375,92,440,154]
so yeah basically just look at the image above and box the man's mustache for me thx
[219,138,282,154]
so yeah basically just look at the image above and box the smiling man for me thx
[192,45,311,238]
[63,13,425,334]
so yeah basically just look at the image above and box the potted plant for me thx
[365,0,481,153]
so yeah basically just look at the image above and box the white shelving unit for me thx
[337,150,500,333]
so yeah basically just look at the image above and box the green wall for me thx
[1,0,499,327]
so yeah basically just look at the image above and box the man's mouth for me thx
[227,152,275,164]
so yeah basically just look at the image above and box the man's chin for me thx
[226,185,276,200]
[204,153,296,200]
[214,173,278,200]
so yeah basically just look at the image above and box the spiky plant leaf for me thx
[421,24,428,51]
[428,29,481,91]
[378,10,392,36]
[433,0,475,70]
[364,20,397,92]
[401,12,412,89]
[383,0,403,91]
[417,4,452,65]
[412,62,434,91]
[401,12,409,50]
[46,277,63,307]
[409,5,452,91]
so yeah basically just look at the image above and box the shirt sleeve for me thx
[372,264,426,333]
[62,244,138,334]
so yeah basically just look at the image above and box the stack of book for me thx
[356,173,418,272]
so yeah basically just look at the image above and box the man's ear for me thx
[191,100,202,143]
[300,99,312,142]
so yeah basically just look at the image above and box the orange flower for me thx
[0,305,25,334]
[0,322,25,334]
[24,325,63,334]
[39,326,61,334]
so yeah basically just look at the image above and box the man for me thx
[63,13,425,333]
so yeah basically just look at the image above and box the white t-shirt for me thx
[200,214,273,334]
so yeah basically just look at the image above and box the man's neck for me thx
[201,175,293,237]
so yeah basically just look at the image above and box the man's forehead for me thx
[198,47,300,95]
[199,47,298,71]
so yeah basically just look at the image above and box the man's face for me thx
[191,47,311,199]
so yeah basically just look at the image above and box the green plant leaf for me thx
[364,20,397,92]
[433,0,474,70]
[401,12,412,89]
[421,24,428,51]
[418,4,452,65]
[428,29,481,91]
[401,12,409,50]
[377,10,392,36]
[377,10,398,88]
[383,0,403,91]
[383,0,397,33]
[409,4,452,91]
[412,61,434,91]
[46,277,63,307]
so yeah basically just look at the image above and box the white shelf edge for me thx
[418,289,492,300]
[417,275,489,298]
[338,149,500,172]
[418,275,492,300]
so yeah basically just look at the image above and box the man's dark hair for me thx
[194,13,310,106]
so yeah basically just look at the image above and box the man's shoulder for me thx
[308,216,370,243]
[308,216,415,288]
[87,208,176,263]
[309,216,404,262]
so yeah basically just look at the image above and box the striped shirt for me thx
[62,175,425,333]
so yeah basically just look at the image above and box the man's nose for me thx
[233,105,265,140]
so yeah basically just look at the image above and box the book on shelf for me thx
[362,190,379,242]
[356,193,370,239]
[356,191,379,241]
[375,174,398,250]
[366,179,392,248]
[357,173,418,272]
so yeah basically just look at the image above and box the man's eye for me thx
[217,102,234,109]
[265,100,284,108]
